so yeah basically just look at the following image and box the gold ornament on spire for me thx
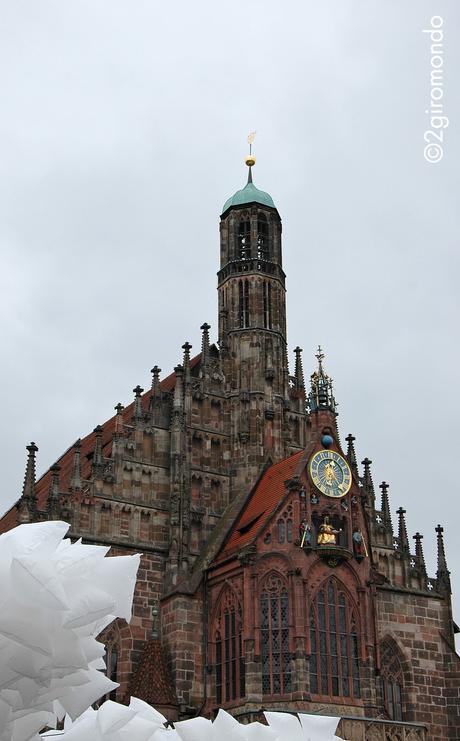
[245,130,257,167]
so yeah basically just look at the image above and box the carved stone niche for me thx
[316,545,353,568]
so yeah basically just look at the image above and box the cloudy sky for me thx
[1,0,459,621]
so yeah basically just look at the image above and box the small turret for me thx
[379,481,393,532]
[413,532,428,587]
[308,346,336,413]
[200,323,210,368]
[93,425,104,469]
[182,341,192,375]
[47,463,61,519]
[151,365,161,392]
[133,386,144,421]
[361,457,375,505]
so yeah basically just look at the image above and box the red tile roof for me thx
[0,354,203,533]
[219,449,305,558]
[126,638,178,708]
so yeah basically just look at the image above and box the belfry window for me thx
[214,589,245,705]
[260,573,291,695]
[379,639,404,720]
[239,279,250,328]
[257,214,269,260]
[309,579,360,699]
[237,220,251,260]
[263,281,272,329]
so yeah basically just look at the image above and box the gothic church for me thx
[1,156,459,740]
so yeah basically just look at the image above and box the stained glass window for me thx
[260,574,291,695]
[309,579,360,699]
[214,589,245,704]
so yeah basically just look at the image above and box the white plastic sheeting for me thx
[0,521,140,741]
[42,699,347,740]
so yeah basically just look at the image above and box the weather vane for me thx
[246,131,257,167]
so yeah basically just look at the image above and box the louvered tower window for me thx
[257,214,269,260]
[237,219,251,260]
[260,573,291,695]
[309,579,360,698]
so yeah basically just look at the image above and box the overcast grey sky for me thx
[1,0,459,623]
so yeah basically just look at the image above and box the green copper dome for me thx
[222,169,276,213]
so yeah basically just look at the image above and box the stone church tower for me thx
[0,154,458,739]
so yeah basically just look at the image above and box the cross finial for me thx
[133,385,143,398]
[316,345,325,371]
[151,365,161,391]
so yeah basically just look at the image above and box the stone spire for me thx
[379,481,392,531]
[346,434,359,479]
[397,507,410,553]
[293,346,305,390]
[114,403,125,434]
[93,425,104,468]
[182,342,192,375]
[18,442,38,522]
[361,457,375,504]
[70,439,82,491]
[308,346,336,413]
[200,323,210,367]
[47,463,61,518]
[133,385,144,421]
[435,524,451,594]
[151,365,161,392]
[413,532,428,583]
[173,365,184,411]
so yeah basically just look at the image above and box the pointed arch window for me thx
[257,214,269,260]
[379,639,404,720]
[309,579,360,699]
[260,573,291,695]
[239,279,250,328]
[214,588,245,705]
[237,219,251,260]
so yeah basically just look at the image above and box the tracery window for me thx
[214,588,245,705]
[379,639,404,720]
[309,579,360,699]
[260,573,291,695]
[237,219,251,260]
[257,214,269,260]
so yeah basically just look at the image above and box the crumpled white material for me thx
[0,521,140,741]
[41,701,348,740]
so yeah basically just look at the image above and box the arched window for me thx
[277,519,285,543]
[257,214,269,260]
[239,279,250,328]
[379,639,404,720]
[309,579,360,699]
[214,588,245,705]
[263,281,272,329]
[260,573,291,695]
[237,220,251,260]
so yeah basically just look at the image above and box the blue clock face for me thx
[309,450,352,499]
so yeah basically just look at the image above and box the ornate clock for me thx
[309,449,352,499]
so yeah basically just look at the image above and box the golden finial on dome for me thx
[245,131,257,167]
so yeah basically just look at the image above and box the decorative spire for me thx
[308,346,336,413]
[200,323,210,366]
[70,439,81,491]
[182,342,192,373]
[173,365,184,411]
[114,403,124,434]
[413,532,428,581]
[435,524,451,594]
[47,463,61,517]
[151,365,161,392]
[397,507,410,553]
[379,481,392,531]
[133,385,144,420]
[346,434,359,478]
[245,131,256,183]
[361,457,375,505]
[93,425,103,467]
[293,346,305,390]
[22,442,38,503]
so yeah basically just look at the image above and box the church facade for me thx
[1,160,459,739]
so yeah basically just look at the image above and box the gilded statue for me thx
[317,515,341,546]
